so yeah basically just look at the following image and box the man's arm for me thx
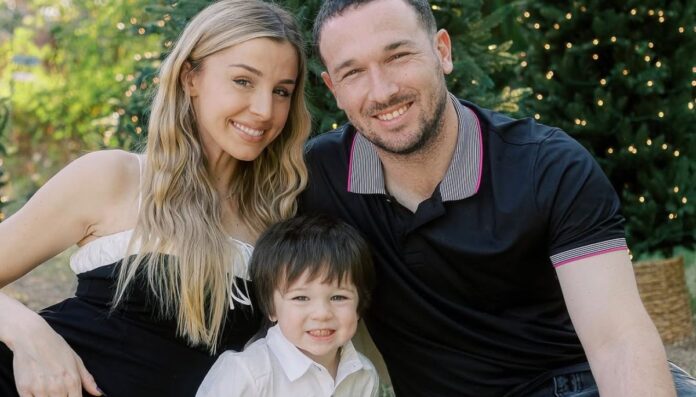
[556,250,675,396]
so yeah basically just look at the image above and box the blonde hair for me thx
[114,0,310,353]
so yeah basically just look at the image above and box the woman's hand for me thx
[1,294,102,397]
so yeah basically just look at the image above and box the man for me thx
[300,0,695,396]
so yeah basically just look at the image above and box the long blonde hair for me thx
[114,0,310,353]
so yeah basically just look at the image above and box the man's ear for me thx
[180,61,199,97]
[434,29,453,75]
[321,71,343,109]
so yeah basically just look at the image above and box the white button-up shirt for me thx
[197,325,379,397]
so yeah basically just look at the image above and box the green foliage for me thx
[114,0,528,147]
[517,2,696,257]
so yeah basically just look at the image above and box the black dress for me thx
[0,231,261,397]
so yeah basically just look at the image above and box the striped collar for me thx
[346,93,483,202]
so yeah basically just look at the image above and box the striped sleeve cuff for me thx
[550,238,628,268]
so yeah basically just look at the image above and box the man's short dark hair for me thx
[313,0,437,64]
[249,214,376,318]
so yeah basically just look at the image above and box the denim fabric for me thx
[521,362,696,397]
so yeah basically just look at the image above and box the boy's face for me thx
[271,270,360,371]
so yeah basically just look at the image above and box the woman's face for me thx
[187,37,299,162]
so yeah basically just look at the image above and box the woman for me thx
[0,1,310,396]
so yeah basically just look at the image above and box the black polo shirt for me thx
[299,95,627,396]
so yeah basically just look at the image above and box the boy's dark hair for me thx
[250,214,376,318]
[312,0,437,64]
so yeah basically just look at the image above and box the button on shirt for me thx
[196,325,379,397]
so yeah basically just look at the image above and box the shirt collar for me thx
[266,325,314,382]
[347,93,483,202]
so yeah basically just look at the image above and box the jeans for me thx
[515,362,696,397]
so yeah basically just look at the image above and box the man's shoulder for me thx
[306,124,356,159]
[459,98,560,146]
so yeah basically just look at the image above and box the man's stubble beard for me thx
[352,76,449,157]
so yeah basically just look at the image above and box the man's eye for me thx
[342,69,361,80]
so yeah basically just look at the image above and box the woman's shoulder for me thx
[65,150,141,194]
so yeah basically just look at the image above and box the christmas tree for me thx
[517,2,695,258]
[113,0,527,147]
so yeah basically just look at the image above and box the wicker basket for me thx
[633,256,694,345]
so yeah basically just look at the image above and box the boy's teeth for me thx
[377,105,409,121]
[309,329,333,337]
[233,122,264,136]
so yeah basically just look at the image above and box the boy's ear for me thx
[268,314,277,323]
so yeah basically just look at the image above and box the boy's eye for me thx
[291,296,309,301]
[331,295,349,301]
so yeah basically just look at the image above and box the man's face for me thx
[319,0,453,155]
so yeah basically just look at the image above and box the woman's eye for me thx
[274,88,291,97]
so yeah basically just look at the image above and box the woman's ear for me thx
[180,61,199,97]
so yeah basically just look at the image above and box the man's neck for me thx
[378,100,459,212]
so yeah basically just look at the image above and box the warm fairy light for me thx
[575,118,581,125]
[136,127,143,134]
[130,17,137,24]
[628,145,637,154]
[521,61,528,67]
[656,61,662,68]
[678,27,685,33]
[488,44,497,51]
[658,111,665,118]
[534,23,540,29]
[692,80,696,87]
[164,14,171,21]
[592,54,599,60]
[644,55,651,62]
[565,13,572,20]
[592,38,599,45]
[648,9,655,16]
[611,36,617,42]
[116,22,125,30]
[630,9,637,15]
[165,41,173,48]
[131,115,138,122]
[546,71,554,79]
[430,4,440,10]
[647,80,654,87]
[523,11,531,18]
[658,10,664,16]
[566,42,572,49]
[536,94,544,100]
[648,42,654,48]
[659,17,665,23]
[622,69,629,75]
[607,147,614,154]
[639,196,645,203]
[332,123,338,129]
[597,99,604,106]
[662,143,668,150]
[674,150,680,157]
[138,27,145,35]
[544,43,551,50]
[646,139,652,146]
[600,79,607,85]
[157,20,165,27]
[683,197,688,204]
[134,54,142,61]
[669,213,675,220]
[581,120,587,126]
[674,186,680,193]
[534,114,541,120]
[689,102,694,110]
[553,23,560,30]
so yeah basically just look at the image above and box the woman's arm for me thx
[0,150,139,397]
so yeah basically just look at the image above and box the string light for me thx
[639,196,645,203]
[553,23,560,30]
[592,53,599,60]
[597,99,604,106]
[544,43,551,50]
[674,186,680,193]
[630,8,637,15]
[655,61,662,68]
[534,23,540,29]
[546,71,554,79]
[611,36,617,43]
[534,114,541,120]
[565,12,572,20]
[116,22,125,30]
[658,111,664,118]
[536,94,544,100]
[646,139,652,146]
[600,78,607,85]
[523,11,531,18]
[592,38,599,45]
[130,17,137,24]
[647,80,654,87]
[622,69,629,75]
[683,198,688,204]
[607,147,614,154]
[566,42,572,49]
[674,150,680,157]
